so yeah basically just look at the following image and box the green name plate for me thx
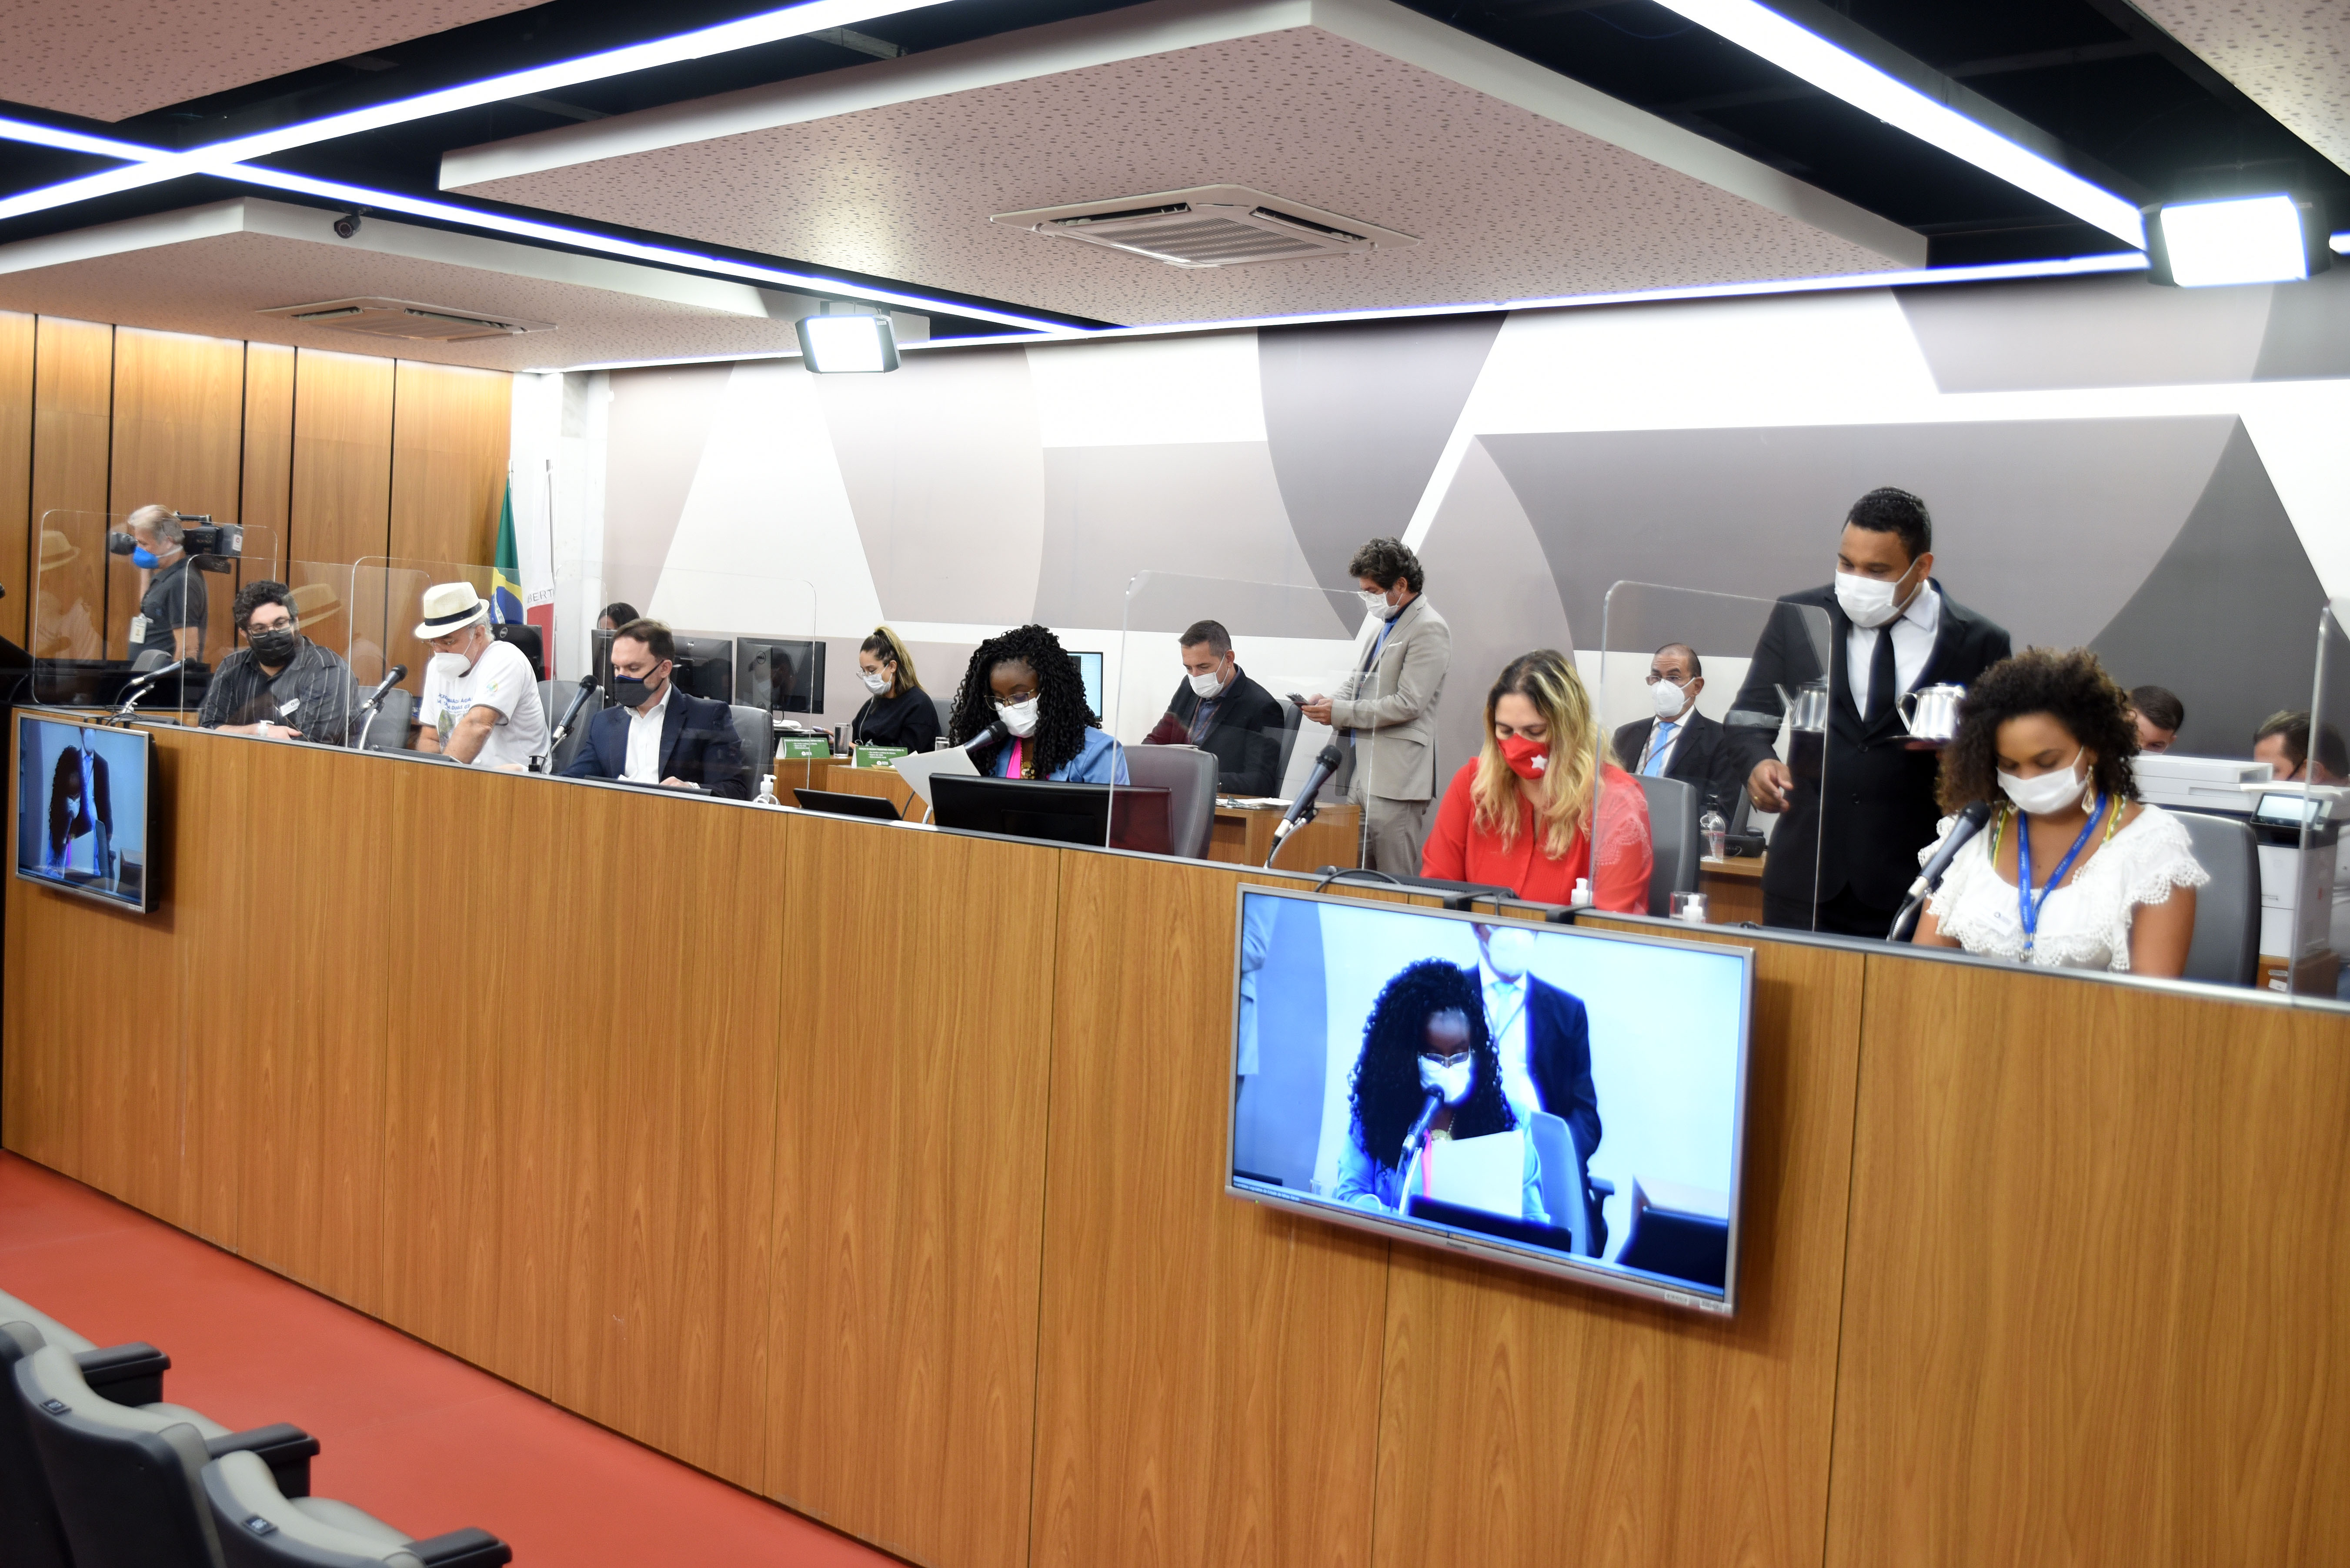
[854,745,911,768]
[778,738,832,760]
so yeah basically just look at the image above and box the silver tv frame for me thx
[14,710,158,914]
[1224,883,1755,1316]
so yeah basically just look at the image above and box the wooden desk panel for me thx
[794,757,915,814]
[765,817,1057,1567]
[1826,960,2350,1567]
[1030,854,1391,1568]
[1208,801,1362,870]
[1373,920,1865,1568]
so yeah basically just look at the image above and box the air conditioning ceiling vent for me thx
[992,186,1417,268]
[258,297,555,341]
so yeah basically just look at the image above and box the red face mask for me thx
[1498,733,1550,780]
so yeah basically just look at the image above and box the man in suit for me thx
[1471,923,1606,1251]
[1141,618,1286,796]
[1301,537,1452,874]
[1728,487,2012,936]
[1609,642,1746,822]
[562,618,751,798]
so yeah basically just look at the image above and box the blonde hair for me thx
[1470,648,1599,860]
[860,625,920,695]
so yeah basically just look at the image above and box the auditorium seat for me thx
[1272,698,1303,792]
[2,1297,177,1568]
[538,680,602,773]
[13,1331,318,1568]
[1632,774,1700,917]
[361,689,414,751]
[1125,744,1218,857]
[203,1450,511,1568]
[2171,810,2260,986]
[730,704,775,779]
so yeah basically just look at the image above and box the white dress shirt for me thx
[1482,961,1541,1120]
[622,681,672,781]
[1846,582,1941,718]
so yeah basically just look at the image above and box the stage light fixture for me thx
[794,311,900,371]
[2145,194,2330,287]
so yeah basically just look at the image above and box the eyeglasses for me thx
[1644,671,1691,685]
[1418,1050,1473,1070]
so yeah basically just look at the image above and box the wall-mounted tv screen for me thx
[15,712,155,913]
[1228,886,1752,1313]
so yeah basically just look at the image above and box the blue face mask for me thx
[129,547,160,569]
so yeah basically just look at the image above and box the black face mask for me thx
[248,627,298,665]
[611,667,666,711]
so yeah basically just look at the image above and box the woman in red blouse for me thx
[1422,648,1653,911]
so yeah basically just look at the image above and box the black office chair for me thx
[2172,810,2261,986]
[488,624,543,680]
[203,1450,511,1568]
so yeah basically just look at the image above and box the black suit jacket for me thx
[1609,708,1745,822]
[1521,977,1606,1246]
[1155,667,1285,795]
[563,687,751,799]
[1725,582,2011,909]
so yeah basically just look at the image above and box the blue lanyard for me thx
[2016,794,2104,952]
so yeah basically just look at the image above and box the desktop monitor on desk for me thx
[1068,651,1103,719]
[738,637,825,716]
[671,634,734,703]
[931,775,1170,854]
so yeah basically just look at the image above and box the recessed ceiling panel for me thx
[2133,0,2350,178]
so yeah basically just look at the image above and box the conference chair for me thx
[931,693,955,741]
[1272,699,1303,790]
[487,624,544,680]
[13,1330,318,1568]
[1,1296,171,1568]
[1632,774,1701,917]
[202,1450,511,1568]
[360,689,413,751]
[2172,810,2260,986]
[730,704,775,779]
[1125,744,1218,857]
[537,680,602,773]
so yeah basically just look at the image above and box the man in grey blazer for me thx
[1302,537,1452,874]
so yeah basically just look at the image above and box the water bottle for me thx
[1700,808,1726,861]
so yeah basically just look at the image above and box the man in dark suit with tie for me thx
[1726,488,2012,936]
[562,618,751,798]
[1608,643,1747,823]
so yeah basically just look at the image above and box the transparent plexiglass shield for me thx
[182,560,363,745]
[1599,584,1836,930]
[1113,571,1369,863]
[2284,597,2350,1007]
[32,508,281,719]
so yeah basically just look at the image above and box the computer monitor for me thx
[671,633,734,703]
[1225,885,1752,1314]
[793,787,900,821]
[1068,651,1103,719]
[930,775,1171,854]
[15,712,155,913]
[737,636,825,715]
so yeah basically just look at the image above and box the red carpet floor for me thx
[0,1151,898,1567]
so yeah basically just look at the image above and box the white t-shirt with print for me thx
[420,640,547,769]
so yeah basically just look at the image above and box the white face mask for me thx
[429,650,473,678]
[1480,927,1535,980]
[1360,588,1400,622]
[1188,667,1225,698]
[997,697,1041,738]
[1649,677,1690,721]
[859,668,890,693]
[1998,748,2089,816]
[1418,1052,1474,1105]
[1834,564,1916,629]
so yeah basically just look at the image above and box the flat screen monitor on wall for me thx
[1227,886,1752,1314]
[14,712,155,914]
[737,637,825,715]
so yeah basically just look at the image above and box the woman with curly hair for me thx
[1333,958,1548,1222]
[945,623,1128,784]
[1421,648,1652,910]
[1915,647,2203,975]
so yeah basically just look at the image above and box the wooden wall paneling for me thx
[240,342,294,551]
[1824,960,2350,1566]
[388,360,510,568]
[1028,858,1392,1568]
[107,327,248,670]
[1371,920,1867,1568]
[764,817,1059,1565]
[288,349,393,567]
[28,318,113,666]
[0,311,32,647]
[166,731,257,1246]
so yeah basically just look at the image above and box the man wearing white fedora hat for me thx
[413,582,547,770]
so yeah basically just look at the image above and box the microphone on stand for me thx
[1264,744,1346,868]
[1397,1090,1445,1200]
[347,665,407,749]
[533,673,600,773]
[109,660,186,720]
[1886,800,1993,942]
[961,719,1010,755]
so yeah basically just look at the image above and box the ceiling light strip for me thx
[0,0,955,222]
[1649,0,2146,249]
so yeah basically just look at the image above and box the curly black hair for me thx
[1349,959,1516,1172]
[946,624,1097,778]
[1938,647,2139,815]
[1347,537,1425,594]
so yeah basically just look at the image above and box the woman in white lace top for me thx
[1915,648,2204,976]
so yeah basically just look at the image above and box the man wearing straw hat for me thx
[413,582,546,769]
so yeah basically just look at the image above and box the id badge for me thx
[277,696,302,716]
[127,614,150,645]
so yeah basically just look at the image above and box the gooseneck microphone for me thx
[1400,1090,1444,1166]
[1886,800,1993,942]
[347,665,408,749]
[961,719,1010,754]
[549,674,597,746]
[1264,744,1347,868]
[108,660,186,721]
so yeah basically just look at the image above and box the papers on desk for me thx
[1218,795,1290,809]
[1403,1131,1524,1219]
[891,746,978,807]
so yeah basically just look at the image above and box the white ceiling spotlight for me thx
[1649,0,2147,249]
[2145,194,2331,287]
[795,309,900,372]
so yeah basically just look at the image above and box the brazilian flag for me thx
[491,478,524,625]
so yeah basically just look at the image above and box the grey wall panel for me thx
[1896,274,2273,393]
[2253,266,2350,380]
[1259,312,1504,588]
[2089,421,2327,756]
[1479,417,2236,655]
[602,363,731,612]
